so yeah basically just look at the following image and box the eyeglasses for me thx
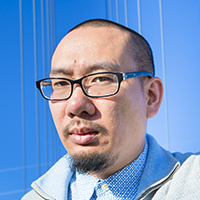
[36,71,153,101]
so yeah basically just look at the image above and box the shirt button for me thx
[101,183,109,192]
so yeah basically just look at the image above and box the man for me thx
[22,19,200,200]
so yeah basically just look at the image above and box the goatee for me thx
[69,152,119,174]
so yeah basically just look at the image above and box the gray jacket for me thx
[21,134,200,199]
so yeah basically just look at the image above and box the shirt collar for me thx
[73,141,148,199]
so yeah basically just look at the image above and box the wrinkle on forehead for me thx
[51,27,136,75]
[50,61,120,77]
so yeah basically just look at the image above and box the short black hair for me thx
[69,19,155,76]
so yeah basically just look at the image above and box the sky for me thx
[1,0,200,199]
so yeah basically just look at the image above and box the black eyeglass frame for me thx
[36,71,153,101]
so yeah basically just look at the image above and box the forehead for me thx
[51,26,135,76]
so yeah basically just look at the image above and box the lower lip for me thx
[71,132,97,145]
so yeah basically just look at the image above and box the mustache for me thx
[63,119,108,137]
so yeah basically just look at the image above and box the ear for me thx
[145,77,163,119]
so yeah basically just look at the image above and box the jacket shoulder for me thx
[172,151,200,165]
[152,154,200,199]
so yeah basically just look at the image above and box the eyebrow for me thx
[49,62,120,76]
[85,62,120,74]
[49,68,73,76]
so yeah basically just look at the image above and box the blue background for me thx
[0,0,200,199]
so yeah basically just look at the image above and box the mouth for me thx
[70,128,99,145]
[63,119,107,145]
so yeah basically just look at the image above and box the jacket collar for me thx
[136,134,180,199]
[33,154,73,200]
[32,134,180,200]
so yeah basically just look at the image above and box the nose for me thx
[65,84,96,118]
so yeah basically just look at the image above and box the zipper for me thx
[136,164,180,200]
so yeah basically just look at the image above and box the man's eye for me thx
[53,81,69,87]
[93,76,113,83]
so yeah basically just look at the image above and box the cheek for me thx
[107,87,147,139]
[97,99,125,141]
[97,99,119,125]
[49,101,66,133]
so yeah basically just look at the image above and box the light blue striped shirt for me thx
[68,141,148,200]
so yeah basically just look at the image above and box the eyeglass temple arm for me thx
[122,72,153,80]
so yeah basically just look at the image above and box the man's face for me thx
[49,26,148,178]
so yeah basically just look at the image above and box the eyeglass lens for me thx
[40,73,119,100]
